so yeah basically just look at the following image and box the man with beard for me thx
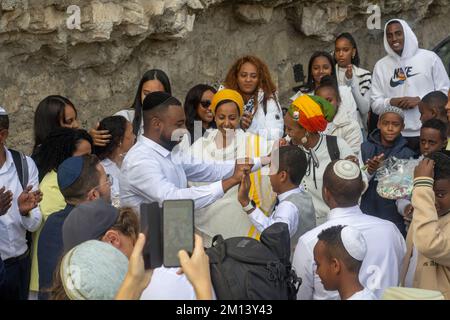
[119,91,260,212]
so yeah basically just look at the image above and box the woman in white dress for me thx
[189,89,276,246]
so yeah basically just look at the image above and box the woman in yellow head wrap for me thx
[189,89,276,246]
[284,94,358,225]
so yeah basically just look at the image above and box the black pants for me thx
[0,251,31,300]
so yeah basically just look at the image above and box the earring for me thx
[301,132,309,145]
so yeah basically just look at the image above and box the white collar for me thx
[101,158,120,170]
[141,136,170,158]
[278,187,302,202]
[328,205,363,220]
[0,146,14,173]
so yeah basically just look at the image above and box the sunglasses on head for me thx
[200,100,212,108]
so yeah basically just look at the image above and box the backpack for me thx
[9,149,31,248]
[9,149,29,189]
[325,135,340,161]
[206,222,301,300]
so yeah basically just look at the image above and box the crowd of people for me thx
[0,18,450,301]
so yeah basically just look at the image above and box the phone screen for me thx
[162,200,194,268]
[140,202,162,270]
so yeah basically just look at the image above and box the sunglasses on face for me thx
[200,100,212,109]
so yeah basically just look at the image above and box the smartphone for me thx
[162,199,194,268]
[140,202,163,270]
[244,97,255,114]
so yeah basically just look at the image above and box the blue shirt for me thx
[37,204,74,299]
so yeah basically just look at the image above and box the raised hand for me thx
[89,122,112,147]
[240,112,253,131]
[18,186,42,216]
[238,173,251,207]
[414,158,434,179]
[0,186,13,216]
[345,64,353,80]
[178,235,212,300]
[366,153,385,175]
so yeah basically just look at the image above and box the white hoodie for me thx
[370,19,449,137]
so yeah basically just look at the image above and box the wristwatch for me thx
[242,201,255,213]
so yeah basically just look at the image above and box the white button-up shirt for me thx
[248,187,301,236]
[140,266,217,300]
[120,136,260,210]
[0,147,42,260]
[292,205,406,300]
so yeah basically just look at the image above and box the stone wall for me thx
[0,0,449,152]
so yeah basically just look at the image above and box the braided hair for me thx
[32,127,93,182]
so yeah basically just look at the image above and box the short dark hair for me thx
[421,118,448,142]
[430,151,450,181]
[0,114,9,130]
[387,20,402,28]
[323,160,364,206]
[143,97,182,126]
[93,116,128,160]
[277,146,307,185]
[421,91,448,119]
[317,225,362,273]
[60,154,101,203]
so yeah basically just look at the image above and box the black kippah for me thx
[142,91,173,111]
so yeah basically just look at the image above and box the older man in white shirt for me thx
[120,91,262,211]
[292,160,406,300]
[0,107,42,300]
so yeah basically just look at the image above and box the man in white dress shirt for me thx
[292,159,406,300]
[119,92,261,300]
[0,107,43,300]
[120,91,258,211]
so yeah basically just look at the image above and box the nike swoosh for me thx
[390,78,404,87]
[406,73,419,78]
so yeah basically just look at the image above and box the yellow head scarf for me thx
[210,89,244,116]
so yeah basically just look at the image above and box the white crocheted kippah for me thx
[341,226,367,261]
[333,160,360,180]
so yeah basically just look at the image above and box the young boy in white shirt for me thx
[237,145,316,250]
[313,225,377,300]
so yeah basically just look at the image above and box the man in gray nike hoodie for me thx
[370,19,449,152]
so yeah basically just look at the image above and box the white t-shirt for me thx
[347,287,377,300]
[140,267,197,300]
[140,266,216,300]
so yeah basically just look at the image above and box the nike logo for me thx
[390,66,419,88]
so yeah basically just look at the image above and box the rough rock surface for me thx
[0,0,449,152]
